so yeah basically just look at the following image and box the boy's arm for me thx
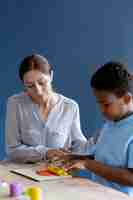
[68,158,133,186]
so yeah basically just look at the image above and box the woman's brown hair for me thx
[19,54,52,81]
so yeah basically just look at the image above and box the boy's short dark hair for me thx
[90,61,133,97]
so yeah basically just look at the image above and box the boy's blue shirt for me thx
[79,114,133,196]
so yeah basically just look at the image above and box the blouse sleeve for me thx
[5,97,48,163]
[70,102,98,154]
[70,103,88,152]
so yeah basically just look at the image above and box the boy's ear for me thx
[123,93,132,104]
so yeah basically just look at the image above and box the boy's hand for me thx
[64,159,88,171]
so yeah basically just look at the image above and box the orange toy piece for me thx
[36,169,56,176]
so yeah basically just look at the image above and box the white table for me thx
[0,161,132,200]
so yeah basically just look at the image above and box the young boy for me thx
[65,61,133,196]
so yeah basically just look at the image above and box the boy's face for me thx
[93,89,130,121]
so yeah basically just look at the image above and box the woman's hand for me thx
[46,149,69,160]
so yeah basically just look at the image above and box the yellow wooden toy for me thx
[26,186,43,200]
[47,166,69,176]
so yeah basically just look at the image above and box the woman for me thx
[5,54,87,163]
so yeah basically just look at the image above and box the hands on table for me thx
[46,148,91,173]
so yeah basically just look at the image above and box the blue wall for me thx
[0,0,133,159]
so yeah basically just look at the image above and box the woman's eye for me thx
[38,81,47,86]
[39,82,44,85]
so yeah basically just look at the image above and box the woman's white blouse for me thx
[5,92,87,162]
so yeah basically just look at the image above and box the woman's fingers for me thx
[46,149,67,160]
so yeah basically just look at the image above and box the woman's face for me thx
[23,70,53,102]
